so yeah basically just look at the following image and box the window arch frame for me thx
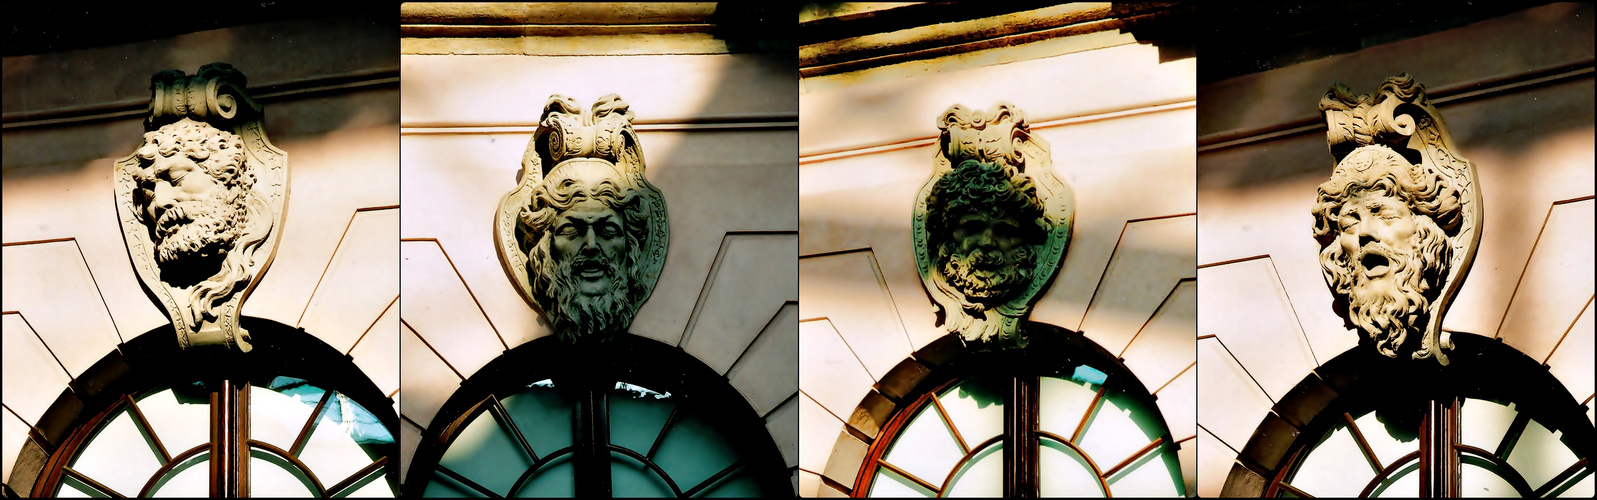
[849,322,1187,497]
[1222,332,1596,497]
[18,317,401,498]
[402,333,792,497]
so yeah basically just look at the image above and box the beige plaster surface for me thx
[727,303,800,417]
[1157,365,1199,495]
[798,252,913,381]
[397,319,462,430]
[1545,300,1594,403]
[1125,280,1198,411]
[1,406,27,484]
[399,240,505,381]
[1196,337,1274,449]
[297,208,401,354]
[766,395,800,467]
[1196,427,1237,498]
[349,298,401,401]
[1078,216,1197,357]
[797,319,876,425]
[680,234,798,374]
[1197,258,1321,401]
[798,470,823,498]
[1495,199,1595,360]
[798,393,845,484]
[1,242,124,377]
[1,314,73,424]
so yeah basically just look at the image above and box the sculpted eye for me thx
[598,223,621,238]
[1339,215,1358,230]
[556,224,578,236]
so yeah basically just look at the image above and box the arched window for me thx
[1225,333,1595,497]
[22,318,400,497]
[853,323,1187,497]
[404,335,791,497]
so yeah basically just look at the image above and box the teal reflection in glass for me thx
[503,382,575,458]
[437,407,534,495]
[695,468,762,497]
[608,383,675,454]
[425,468,487,498]
[513,454,575,497]
[612,451,673,497]
[652,407,740,491]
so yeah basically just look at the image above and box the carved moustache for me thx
[944,248,1029,299]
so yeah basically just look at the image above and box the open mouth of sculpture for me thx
[1360,249,1391,278]
[157,205,196,237]
[575,260,609,281]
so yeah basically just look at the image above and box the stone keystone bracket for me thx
[912,102,1076,349]
[495,94,670,343]
[1311,73,1483,366]
[114,63,288,352]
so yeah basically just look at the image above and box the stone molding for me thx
[113,63,287,352]
[1310,74,1482,365]
[494,94,669,343]
[912,102,1075,348]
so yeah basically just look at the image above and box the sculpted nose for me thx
[581,227,600,253]
[1356,221,1378,248]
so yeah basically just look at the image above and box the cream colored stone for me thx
[1079,216,1197,356]
[1124,280,1198,407]
[399,417,424,484]
[2,405,28,484]
[1196,427,1237,498]
[397,320,461,429]
[298,208,400,353]
[1196,337,1274,450]
[1,314,73,424]
[683,235,798,374]
[727,303,800,417]
[1155,361,1198,442]
[1,242,123,377]
[1544,299,1594,402]
[400,240,504,380]
[1198,258,1320,401]
[766,396,799,467]
[799,253,913,380]
[799,393,846,479]
[797,319,877,421]
[349,298,400,398]
[798,469,823,498]
[1496,200,1595,360]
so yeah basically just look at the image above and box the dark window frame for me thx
[402,334,792,497]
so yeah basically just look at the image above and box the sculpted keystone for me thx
[114,63,287,352]
[495,95,669,343]
[912,102,1075,348]
[1311,74,1483,366]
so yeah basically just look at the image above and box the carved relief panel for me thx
[495,94,670,343]
[114,63,288,352]
[912,102,1076,348]
[1311,74,1483,365]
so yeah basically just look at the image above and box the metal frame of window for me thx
[851,322,1181,497]
[17,318,399,498]
[1223,332,1595,497]
[402,333,792,497]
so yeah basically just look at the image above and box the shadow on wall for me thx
[1,13,400,178]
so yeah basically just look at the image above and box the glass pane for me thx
[1460,455,1520,497]
[869,466,935,498]
[512,453,575,497]
[880,403,963,489]
[611,451,673,497]
[1078,390,1164,470]
[1286,421,1377,497]
[1039,438,1105,497]
[439,407,533,496]
[1105,442,1183,497]
[652,407,740,492]
[249,448,317,497]
[936,376,1006,447]
[1460,399,1517,450]
[298,393,394,488]
[502,380,575,457]
[56,475,101,498]
[332,467,396,498]
[1039,374,1102,441]
[608,382,676,454]
[136,385,211,456]
[1352,408,1420,469]
[249,377,327,451]
[944,442,1003,497]
[1369,461,1418,497]
[149,451,210,498]
[1504,417,1580,490]
[695,467,762,497]
[69,408,163,497]
[425,470,487,498]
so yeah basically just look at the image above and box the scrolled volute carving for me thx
[1311,74,1482,366]
[914,102,1075,349]
[496,94,669,343]
[114,63,287,352]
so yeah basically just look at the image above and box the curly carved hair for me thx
[927,160,1048,250]
[1311,145,1463,246]
[522,164,655,311]
[133,118,252,197]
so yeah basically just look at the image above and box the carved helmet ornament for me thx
[495,95,669,343]
[114,63,288,352]
[912,102,1076,349]
[1311,74,1483,366]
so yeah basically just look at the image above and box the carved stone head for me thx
[1311,74,1482,365]
[115,63,287,352]
[496,95,668,343]
[913,103,1075,348]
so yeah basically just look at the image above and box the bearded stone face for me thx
[134,120,249,284]
[938,207,1036,305]
[523,160,649,342]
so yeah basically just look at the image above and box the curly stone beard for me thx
[153,197,245,265]
[1322,219,1450,358]
[537,245,634,342]
[939,244,1034,305]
